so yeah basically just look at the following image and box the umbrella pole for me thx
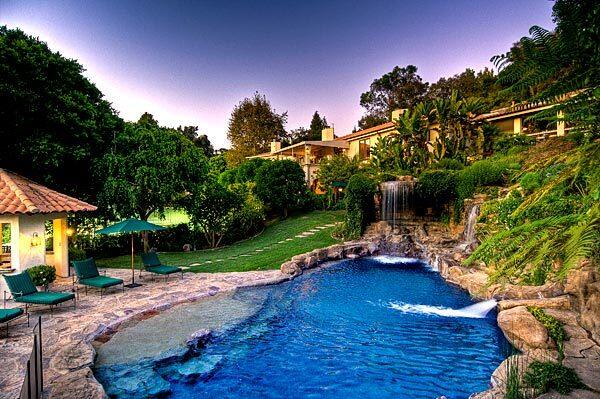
[131,233,135,285]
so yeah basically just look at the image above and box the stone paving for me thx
[0,268,289,399]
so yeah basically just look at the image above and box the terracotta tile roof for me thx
[0,169,97,215]
[339,122,396,141]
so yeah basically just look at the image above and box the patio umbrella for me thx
[96,218,165,288]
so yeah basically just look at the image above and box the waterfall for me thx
[381,180,415,226]
[389,299,497,318]
[463,204,480,244]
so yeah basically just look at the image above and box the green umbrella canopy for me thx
[96,218,166,235]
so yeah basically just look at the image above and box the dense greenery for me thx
[467,139,600,284]
[97,115,208,222]
[255,160,310,217]
[523,361,585,395]
[316,155,360,193]
[343,174,377,239]
[0,27,123,202]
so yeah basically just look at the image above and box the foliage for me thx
[415,170,456,209]
[493,134,536,154]
[433,158,464,170]
[358,65,429,128]
[343,174,377,239]
[492,0,600,139]
[527,306,568,356]
[523,361,585,395]
[308,111,329,141]
[235,158,270,183]
[68,247,87,262]
[466,139,600,284]
[97,115,208,222]
[208,154,228,177]
[504,356,527,399]
[177,125,214,157]
[316,155,361,192]
[427,68,503,106]
[185,181,243,248]
[27,265,56,288]
[224,184,266,244]
[519,172,543,193]
[255,160,309,217]
[0,26,123,202]
[226,92,288,166]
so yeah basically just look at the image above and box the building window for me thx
[359,139,370,159]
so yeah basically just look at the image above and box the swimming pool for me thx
[95,257,508,399]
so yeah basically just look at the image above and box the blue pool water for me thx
[95,257,508,399]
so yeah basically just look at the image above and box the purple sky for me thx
[1,1,554,148]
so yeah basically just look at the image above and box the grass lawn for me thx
[95,210,344,273]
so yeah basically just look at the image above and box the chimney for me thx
[321,127,334,141]
[270,141,281,153]
[391,109,407,121]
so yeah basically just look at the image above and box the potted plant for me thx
[27,264,57,291]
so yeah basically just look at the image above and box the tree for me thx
[0,26,123,201]
[208,154,228,177]
[358,65,429,127]
[427,68,502,106]
[491,0,600,137]
[177,125,214,157]
[316,154,360,191]
[226,92,288,166]
[355,114,388,131]
[97,116,208,225]
[255,160,308,217]
[308,111,329,140]
[186,181,242,248]
[289,127,310,144]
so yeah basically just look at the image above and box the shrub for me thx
[225,191,266,243]
[434,158,464,170]
[493,133,536,154]
[523,361,585,395]
[344,174,377,239]
[68,246,87,262]
[27,265,56,289]
[519,172,543,193]
[415,170,456,210]
[255,160,308,217]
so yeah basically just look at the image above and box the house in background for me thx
[475,92,577,140]
[249,128,348,191]
[340,109,405,160]
[0,169,96,292]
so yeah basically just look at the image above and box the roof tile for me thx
[0,169,97,215]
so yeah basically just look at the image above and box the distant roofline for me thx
[339,122,396,141]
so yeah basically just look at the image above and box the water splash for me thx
[389,299,497,319]
[372,255,420,264]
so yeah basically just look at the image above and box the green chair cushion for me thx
[80,276,123,288]
[0,307,24,323]
[15,291,75,305]
[73,258,100,279]
[141,252,161,267]
[3,272,38,297]
[146,265,182,275]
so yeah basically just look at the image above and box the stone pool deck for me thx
[0,268,289,399]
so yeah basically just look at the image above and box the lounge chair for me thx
[3,272,75,314]
[140,252,183,281]
[72,258,124,297]
[0,306,28,337]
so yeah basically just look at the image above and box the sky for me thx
[1,0,555,149]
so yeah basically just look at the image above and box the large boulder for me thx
[280,261,302,276]
[497,296,572,312]
[454,271,489,299]
[497,306,553,351]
